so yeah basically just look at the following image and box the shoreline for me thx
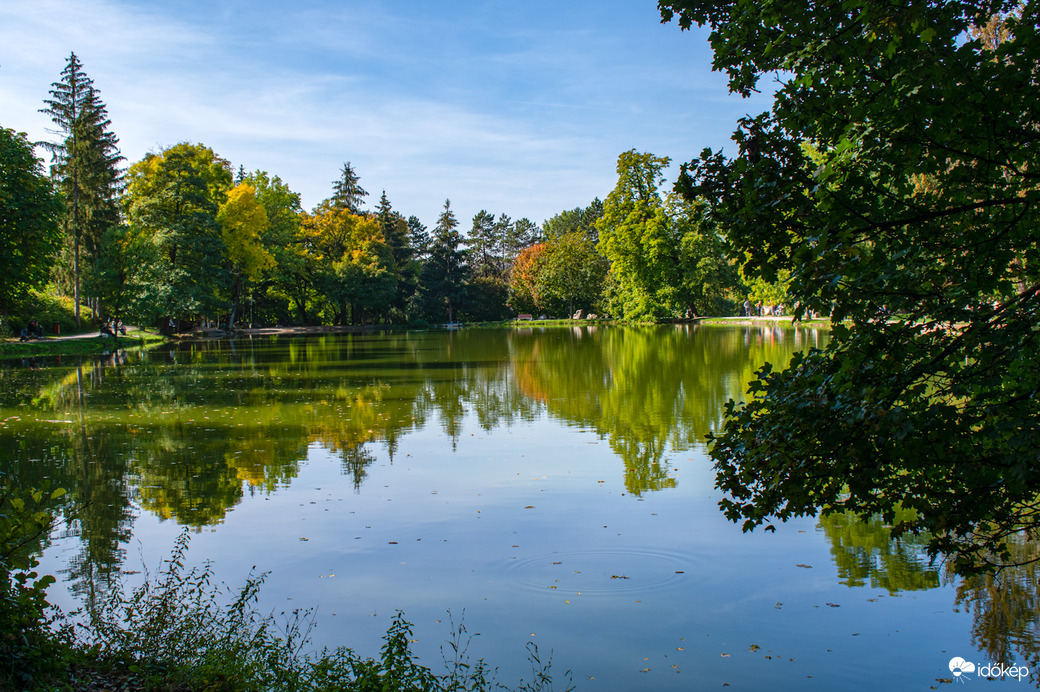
[1,317,831,360]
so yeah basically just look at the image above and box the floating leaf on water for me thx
[796,564,813,568]
[720,653,730,657]
[610,575,630,579]
[749,644,760,652]
[826,603,840,607]
[524,505,535,509]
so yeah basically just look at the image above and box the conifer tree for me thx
[329,162,368,214]
[416,200,468,323]
[407,216,430,261]
[375,191,416,320]
[40,52,123,325]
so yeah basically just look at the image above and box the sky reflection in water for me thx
[3,325,1033,689]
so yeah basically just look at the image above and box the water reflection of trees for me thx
[0,325,820,580]
[820,510,1040,673]
[817,510,940,593]
[954,537,1040,676]
[510,324,817,494]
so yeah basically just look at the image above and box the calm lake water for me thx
[4,324,1038,689]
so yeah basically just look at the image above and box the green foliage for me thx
[597,150,675,321]
[534,232,608,317]
[4,285,94,337]
[462,275,512,322]
[662,0,1040,571]
[73,530,572,691]
[0,127,65,317]
[122,142,234,325]
[240,170,307,325]
[541,199,603,243]
[415,200,469,324]
[89,223,156,325]
[0,473,68,689]
[598,151,739,320]
[39,52,123,324]
[329,162,368,215]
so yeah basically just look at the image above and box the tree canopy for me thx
[40,53,123,325]
[0,127,65,317]
[660,0,1040,572]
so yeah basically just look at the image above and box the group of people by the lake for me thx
[741,300,785,317]
[19,320,44,341]
[100,318,126,337]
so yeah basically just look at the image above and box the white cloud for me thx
[1,0,761,227]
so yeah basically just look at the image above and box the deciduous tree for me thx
[217,183,273,329]
[660,0,1040,572]
[122,142,233,326]
[0,127,64,318]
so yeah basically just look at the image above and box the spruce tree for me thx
[329,162,368,214]
[40,52,123,325]
[375,191,416,321]
[407,216,430,261]
[416,200,468,323]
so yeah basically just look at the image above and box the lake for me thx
[3,324,1037,689]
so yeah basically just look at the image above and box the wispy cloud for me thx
[1,0,761,227]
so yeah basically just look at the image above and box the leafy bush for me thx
[8,285,94,336]
[76,530,573,691]
[0,482,573,691]
[0,474,68,689]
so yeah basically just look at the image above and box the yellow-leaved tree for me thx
[217,183,273,329]
[300,203,395,325]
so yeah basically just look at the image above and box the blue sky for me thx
[1,0,773,229]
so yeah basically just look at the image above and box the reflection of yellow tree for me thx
[6,325,826,527]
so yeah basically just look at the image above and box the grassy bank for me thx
[0,330,166,360]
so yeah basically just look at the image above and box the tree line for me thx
[2,53,785,334]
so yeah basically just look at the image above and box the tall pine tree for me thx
[41,52,123,325]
